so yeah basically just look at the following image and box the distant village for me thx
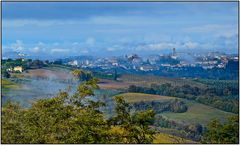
[65,48,238,72]
[2,48,238,80]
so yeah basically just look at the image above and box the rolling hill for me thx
[115,92,235,126]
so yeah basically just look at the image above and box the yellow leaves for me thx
[71,69,83,77]
[77,85,94,98]
[76,78,99,98]
[109,126,125,135]
[85,78,99,89]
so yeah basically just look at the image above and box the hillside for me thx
[161,101,235,126]
[115,92,234,126]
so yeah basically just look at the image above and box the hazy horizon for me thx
[2,2,238,59]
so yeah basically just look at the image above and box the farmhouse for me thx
[13,66,23,72]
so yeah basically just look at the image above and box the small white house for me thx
[13,66,23,72]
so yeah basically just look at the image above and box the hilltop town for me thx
[61,49,238,80]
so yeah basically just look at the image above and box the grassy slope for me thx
[116,92,234,126]
[2,79,20,96]
[161,101,235,126]
[2,79,20,89]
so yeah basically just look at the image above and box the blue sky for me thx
[2,2,238,59]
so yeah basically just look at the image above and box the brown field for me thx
[98,79,130,89]
[24,68,74,80]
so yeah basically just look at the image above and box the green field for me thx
[2,79,20,90]
[116,92,176,103]
[2,79,21,97]
[115,92,235,126]
[161,100,235,126]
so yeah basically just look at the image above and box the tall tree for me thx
[109,96,155,143]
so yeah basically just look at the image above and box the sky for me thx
[2,2,238,59]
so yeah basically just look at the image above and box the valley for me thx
[2,64,238,143]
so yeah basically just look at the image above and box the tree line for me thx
[132,99,188,114]
[127,83,238,113]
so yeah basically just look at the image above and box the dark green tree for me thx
[109,96,155,143]
[202,116,239,144]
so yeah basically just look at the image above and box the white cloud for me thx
[89,16,171,26]
[29,42,46,53]
[38,42,45,46]
[11,40,24,51]
[107,47,116,51]
[184,24,237,38]
[3,19,80,28]
[80,50,89,54]
[136,42,178,51]
[53,42,60,46]
[3,15,171,30]
[183,42,199,49]
[135,41,200,51]
[86,37,95,46]
[31,47,41,53]
[72,42,79,46]
[51,48,69,53]
[106,45,122,52]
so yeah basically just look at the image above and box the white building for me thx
[13,66,23,72]
[68,60,78,66]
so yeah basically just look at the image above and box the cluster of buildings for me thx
[65,48,238,72]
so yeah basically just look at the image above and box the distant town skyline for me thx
[2,2,238,59]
